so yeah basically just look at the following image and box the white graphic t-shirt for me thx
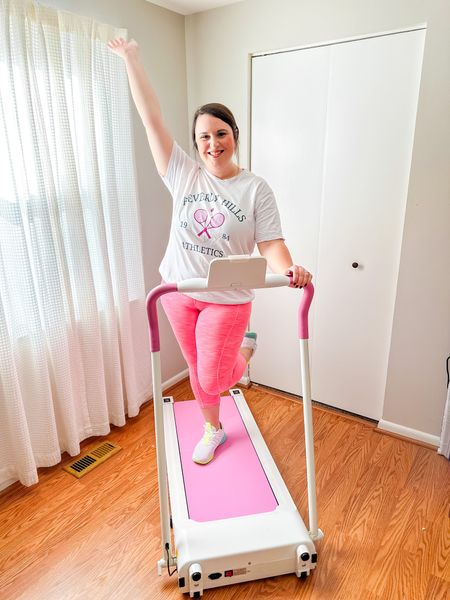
[160,142,284,304]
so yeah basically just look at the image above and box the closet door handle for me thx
[352,262,359,268]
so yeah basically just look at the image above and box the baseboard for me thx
[159,377,441,449]
[377,419,440,448]
[161,368,189,392]
[238,375,251,388]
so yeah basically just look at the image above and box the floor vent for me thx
[64,441,121,479]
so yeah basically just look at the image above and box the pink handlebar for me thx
[298,282,314,340]
[146,283,177,352]
[146,280,314,352]
[286,273,314,339]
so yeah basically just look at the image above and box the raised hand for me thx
[107,38,139,59]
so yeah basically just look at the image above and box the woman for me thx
[108,38,312,465]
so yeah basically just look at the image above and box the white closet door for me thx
[311,30,425,419]
[250,29,425,419]
[250,46,330,395]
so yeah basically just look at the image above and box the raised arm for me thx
[107,38,173,176]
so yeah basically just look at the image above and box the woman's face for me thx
[194,113,236,175]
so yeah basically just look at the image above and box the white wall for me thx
[185,0,450,437]
[44,0,188,383]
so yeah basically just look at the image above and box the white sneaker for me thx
[192,422,227,465]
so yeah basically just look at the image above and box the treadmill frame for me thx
[146,256,323,597]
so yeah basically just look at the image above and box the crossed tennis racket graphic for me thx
[194,208,225,239]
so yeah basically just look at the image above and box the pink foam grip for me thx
[174,396,278,522]
[146,284,178,351]
[298,283,314,340]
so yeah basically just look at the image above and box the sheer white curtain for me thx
[0,0,151,489]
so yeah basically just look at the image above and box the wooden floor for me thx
[1,380,449,600]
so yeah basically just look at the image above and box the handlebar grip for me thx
[298,283,314,340]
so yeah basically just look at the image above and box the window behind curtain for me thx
[0,0,151,490]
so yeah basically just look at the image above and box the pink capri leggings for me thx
[161,291,251,408]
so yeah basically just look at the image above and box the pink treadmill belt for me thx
[173,395,278,522]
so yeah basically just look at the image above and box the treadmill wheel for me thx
[300,551,310,561]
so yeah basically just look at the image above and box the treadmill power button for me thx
[224,570,233,577]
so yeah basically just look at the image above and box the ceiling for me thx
[146,0,245,16]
